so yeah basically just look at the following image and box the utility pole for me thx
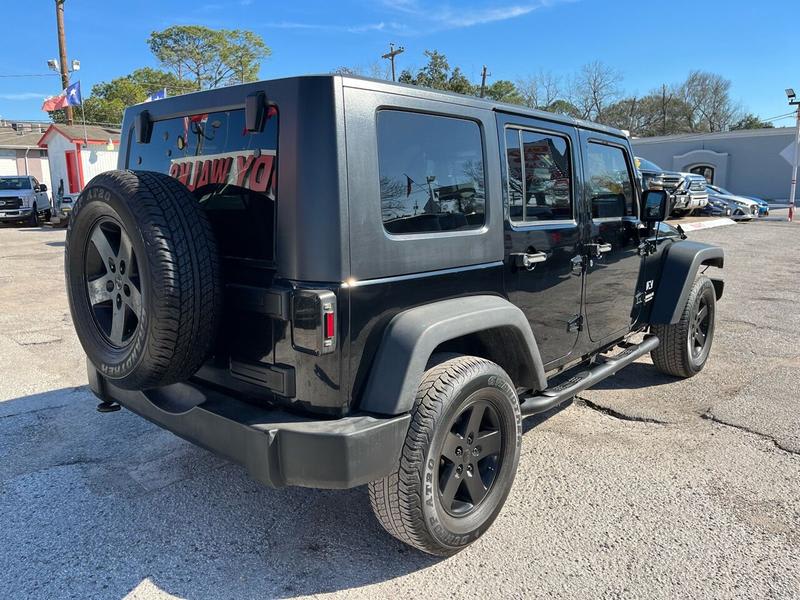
[479,65,490,98]
[381,43,404,82]
[661,84,668,136]
[786,88,799,222]
[55,0,73,125]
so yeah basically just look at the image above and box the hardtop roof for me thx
[127,74,628,140]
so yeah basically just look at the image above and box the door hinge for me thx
[567,314,583,332]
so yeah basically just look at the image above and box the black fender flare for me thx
[359,295,547,416]
[650,240,724,324]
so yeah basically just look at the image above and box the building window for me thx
[505,128,572,223]
[377,110,485,235]
[690,165,715,184]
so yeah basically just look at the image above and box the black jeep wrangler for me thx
[65,75,723,556]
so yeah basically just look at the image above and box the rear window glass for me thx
[130,108,278,261]
[377,110,485,235]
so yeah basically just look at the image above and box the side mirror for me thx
[641,189,670,223]
[38,183,48,192]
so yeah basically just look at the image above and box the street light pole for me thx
[786,88,799,222]
[55,0,73,125]
[789,105,799,223]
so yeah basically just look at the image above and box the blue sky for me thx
[0,0,796,126]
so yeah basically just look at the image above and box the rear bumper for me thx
[88,365,409,489]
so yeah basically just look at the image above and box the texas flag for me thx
[65,81,82,106]
[41,81,82,112]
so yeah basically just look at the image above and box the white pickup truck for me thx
[0,176,52,226]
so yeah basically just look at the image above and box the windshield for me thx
[634,157,663,172]
[708,184,732,195]
[0,177,31,190]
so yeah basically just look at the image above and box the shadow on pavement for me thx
[0,386,440,599]
[590,361,678,390]
[2,384,571,598]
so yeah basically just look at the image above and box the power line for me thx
[0,73,60,78]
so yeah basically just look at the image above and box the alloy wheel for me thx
[689,296,710,360]
[84,218,143,348]
[437,398,504,517]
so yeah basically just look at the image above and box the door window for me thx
[376,110,485,235]
[505,128,572,223]
[585,143,635,219]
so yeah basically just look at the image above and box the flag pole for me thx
[80,100,88,145]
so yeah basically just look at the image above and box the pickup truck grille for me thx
[689,180,706,192]
[0,197,22,209]
[660,175,682,190]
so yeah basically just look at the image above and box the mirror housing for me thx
[641,189,670,223]
[38,183,48,192]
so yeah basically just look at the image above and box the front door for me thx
[500,115,583,367]
[580,132,642,343]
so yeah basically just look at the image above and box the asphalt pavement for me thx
[1,214,798,599]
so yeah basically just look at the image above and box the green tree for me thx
[545,99,582,119]
[484,80,524,105]
[51,68,188,125]
[731,113,774,130]
[148,25,270,90]
[398,50,477,95]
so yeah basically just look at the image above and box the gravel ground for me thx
[0,214,798,600]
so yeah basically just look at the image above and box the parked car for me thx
[65,75,724,556]
[699,197,733,218]
[635,157,707,216]
[706,184,759,220]
[0,175,52,226]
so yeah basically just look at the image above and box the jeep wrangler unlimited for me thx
[65,75,723,556]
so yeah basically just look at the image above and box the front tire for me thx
[28,204,39,227]
[651,276,716,378]
[368,355,522,556]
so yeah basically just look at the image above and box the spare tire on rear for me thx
[65,170,221,390]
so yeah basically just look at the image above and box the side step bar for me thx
[519,335,660,416]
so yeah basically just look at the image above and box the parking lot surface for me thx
[1,215,799,599]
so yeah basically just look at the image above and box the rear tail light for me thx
[292,289,337,355]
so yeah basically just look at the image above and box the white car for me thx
[706,184,759,221]
[0,176,52,226]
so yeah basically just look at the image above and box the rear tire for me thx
[368,355,522,556]
[65,170,222,390]
[651,276,716,378]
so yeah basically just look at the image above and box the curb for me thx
[674,218,737,232]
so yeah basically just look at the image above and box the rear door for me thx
[580,131,642,343]
[499,114,583,367]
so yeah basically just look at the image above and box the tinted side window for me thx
[586,142,635,219]
[505,128,572,223]
[377,111,485,235]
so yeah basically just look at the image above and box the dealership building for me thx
[631,127,797,201]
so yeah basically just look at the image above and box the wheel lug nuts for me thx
[466,464,473,475]
[105,281,114,292]
[455,446,463,456]
[120,260,125,275]
[472,447,480,456]
[467,434,473,445]
[455,465,463,476]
